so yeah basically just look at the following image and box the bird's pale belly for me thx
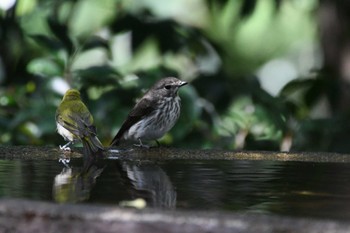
[56,123,75,142]
[125,100,180,141]
[125,116,176,141]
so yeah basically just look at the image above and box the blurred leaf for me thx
[191,73,232,113]
[16,0,37,16]
[69,0,116,37]
[240,0,257,18]
[81,36,112,60]
[171,85,201,140]
[81,36,110,52]
[75,65,120,86]
[253,91,287,130]
[47,17,74,55]
[239,0,283,17]
[111,14,186,53]
[279,78,315,97]
[29,34,63,51]
[304,78,326,108]
[27,58,62,76]
[274,0,283,10]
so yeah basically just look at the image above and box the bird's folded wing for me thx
[110,97,156,145]
[56,111,94,138]
[56,114,81,137]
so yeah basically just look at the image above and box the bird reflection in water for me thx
[53,150,176,208]
[53,156,104,203]
[118,161,177,209]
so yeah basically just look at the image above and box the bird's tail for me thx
[109,135,121,148]
[82,136,105,159]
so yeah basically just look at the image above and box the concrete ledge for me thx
[0,199,349,233]
[1,146,350,163]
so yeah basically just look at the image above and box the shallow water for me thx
[0,158,350,220]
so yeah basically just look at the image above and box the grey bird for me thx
[110,77,188,147]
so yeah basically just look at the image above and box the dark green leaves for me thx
[75,65,120,86]
[47,17,74,55]
[29,34,63,52]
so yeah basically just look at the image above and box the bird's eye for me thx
[164,85,171,90]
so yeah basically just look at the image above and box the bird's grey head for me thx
[150,77,188,98]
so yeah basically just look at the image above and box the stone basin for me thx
[0,146,350,233]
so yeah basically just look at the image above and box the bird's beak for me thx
[179,81,188,87]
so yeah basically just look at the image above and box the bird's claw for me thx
[59,141,73,151]
[134,139,150,148]
[133,144,150,148]
[59,145,72,151]
[133,139,161,148]
[59,157,71,167]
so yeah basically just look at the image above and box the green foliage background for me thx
[1,0,344,151]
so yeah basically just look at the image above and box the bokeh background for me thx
[1,0,349,152]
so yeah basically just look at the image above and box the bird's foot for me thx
[59,145,72,151]
[133,143,150,149]
[59,141,73,151]
[58,157,71,168]
[133,139,150,148]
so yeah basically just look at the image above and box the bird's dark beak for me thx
[179,81,188,87]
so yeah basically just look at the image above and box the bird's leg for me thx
[134,138,150,148]
[59,141,72,151]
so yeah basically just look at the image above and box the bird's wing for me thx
[110,97,156,146]
[56,104,94,138]
[71,107,97,137]
[56,113,82,137]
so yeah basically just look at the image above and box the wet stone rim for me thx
[0,146,350,163]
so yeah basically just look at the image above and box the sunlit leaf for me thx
[16,0,37,16]
[27,58,62,77]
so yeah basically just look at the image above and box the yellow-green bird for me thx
[56,89,104,157]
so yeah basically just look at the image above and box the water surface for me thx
[0,158,350,220]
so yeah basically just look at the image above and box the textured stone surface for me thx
[1,145,350,163]
[0,199,349,233]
